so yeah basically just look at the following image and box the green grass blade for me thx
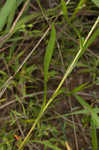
[5,0,25,34]
[84,27,99,50]
[5,4,17,34]
[71,82,89,93]
[44,24,56,82]
[61,0,70,24]
[0,0,16,31]
[70,0,86,22]
[64,108,99,117]
[76,17,99,58]
[74,94,99,127]
[91,118,98,150]
[43,24,56,105]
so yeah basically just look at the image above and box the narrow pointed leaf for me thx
[43,24,56,105]
[61,0,70,24]
[44,24,56,82]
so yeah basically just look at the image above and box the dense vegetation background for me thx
[0,0,99,150]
